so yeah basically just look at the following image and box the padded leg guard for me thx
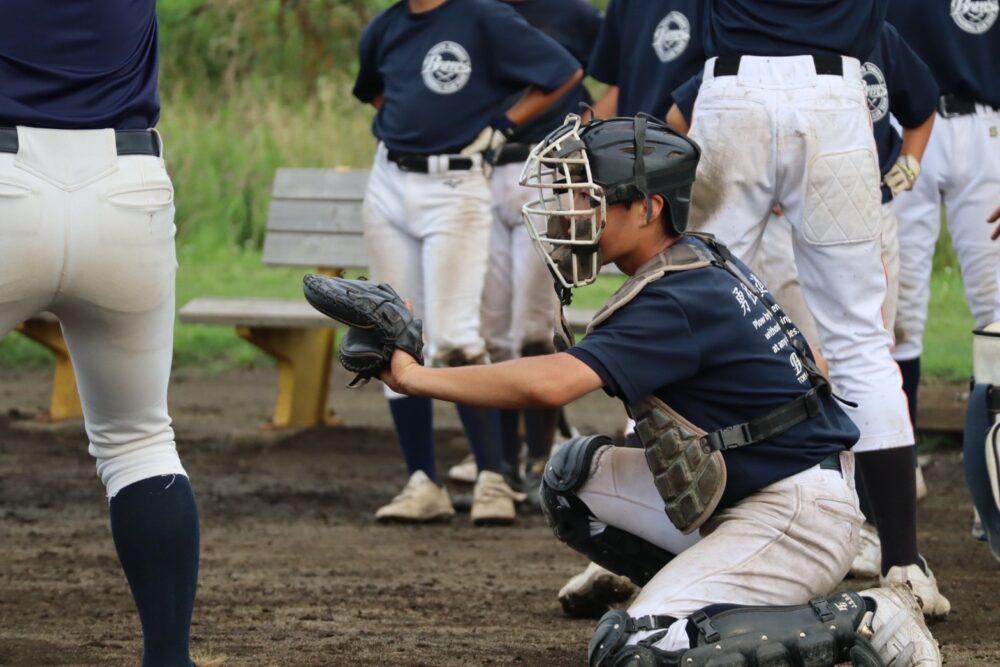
[965,384,1000,560]
[541,436,674,585]
[589,593,885,667]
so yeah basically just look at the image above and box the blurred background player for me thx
[0,2,207,665]
[886,0,1000,455]
[586,0,706,120]
[672,21,940,580]
[352,0,581,526]
[674,0,950,617]
[475,0,603,501]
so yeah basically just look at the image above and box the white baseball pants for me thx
[689,55,912,451]
[578,446,862,651]
[480,162,558,361]
[363,145,492,374]
[0,127,186,497]
[753,201,901,356]
[892,107,1000,359]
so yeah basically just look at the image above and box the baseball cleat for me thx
[470,470,526,526]
[557,562,637,619]
[447,454,478,484]
[880,556,951,619]
[375,471,455,523]
[860,584,942,666]
[849,522,882,579]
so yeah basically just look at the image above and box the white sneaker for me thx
[447,454,478,484]
[557,562,637,619]
[880,557,951,619]
[860,584,941,666]
[470,470,525,526]
[849,523,882,579]
[915,464,928,502]
[375,471,455,523]
[972,509,985,541]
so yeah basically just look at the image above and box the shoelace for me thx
[477,478,526,502]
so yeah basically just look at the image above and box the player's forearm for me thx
[900,113,935,162]
[666,104,689,135]
[586,85,619,121]
[397,353,598,409]
[506,69,584,126]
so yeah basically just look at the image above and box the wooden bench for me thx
[15,313,83,421]
[179,168,370,429]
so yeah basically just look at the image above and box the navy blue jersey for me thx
[354,0,580,154]
[888,0,1000,107]
[0,0,159,130]
[568,237,859,508]
[587,0,707,116]
[705,0,888,60]
[503,0,603,143]
[861,23,939,195]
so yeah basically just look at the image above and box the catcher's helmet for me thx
[519,114,700,291]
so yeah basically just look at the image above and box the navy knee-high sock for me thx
[110,475,200,667]
[855,447,921,574]
[387,396,437,482]
[456,404,503,474]
[524,408,558,461]
[498,409,521,478]
[898,358,921,432]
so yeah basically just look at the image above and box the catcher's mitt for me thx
[302,275,423,386]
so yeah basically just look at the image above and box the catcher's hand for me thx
[302,275,424,387]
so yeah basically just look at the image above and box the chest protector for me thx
[587,234,832,534]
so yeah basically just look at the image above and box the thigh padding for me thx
[803,150,880,245]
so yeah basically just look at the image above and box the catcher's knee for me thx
[589,593,883,667]
[541,436,673,586]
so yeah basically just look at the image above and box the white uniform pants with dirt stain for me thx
[891,107,1000,356]
[0,127,186,497]
[480,162,558,362]
[578,446,862,652]
[688,55,912,451]
[363,144,493,400]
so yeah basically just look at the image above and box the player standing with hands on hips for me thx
[304,114,942,667]
[0,2,210,666]
[670,0,950,618]
[352,0,582,525]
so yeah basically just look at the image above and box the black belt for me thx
[938,93,999,118]
[714,54,844,78]
[0,127,160,156]
[386,150,475,173]
[818,452,842,472]
[494,142,533,166]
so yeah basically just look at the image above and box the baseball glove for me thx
[302,275,424,386]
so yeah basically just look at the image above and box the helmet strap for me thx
[633,115,653,224]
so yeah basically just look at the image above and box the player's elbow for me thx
[524,377,572,409]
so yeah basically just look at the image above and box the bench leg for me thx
[236,326,338,429]
[15,320,84,421]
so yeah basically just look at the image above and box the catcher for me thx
[303,115,941,667]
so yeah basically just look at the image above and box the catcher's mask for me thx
[519,114,700,292]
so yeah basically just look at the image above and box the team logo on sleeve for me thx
[652,12,691,63]
[860,62,889,122]
[951,0,999,33]
[422,41,472,94]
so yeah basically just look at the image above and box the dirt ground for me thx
[1,368,998,666]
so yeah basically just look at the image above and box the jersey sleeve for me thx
[672,72,704,124]
[566,286,701,405]
[352,18,384,104]
[568,0,605,70]
[586,0,621,85]
[882,23,939,129]
[479,3,580,92]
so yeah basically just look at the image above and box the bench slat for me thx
[178,298,336,328]
[266,200,364,233]
[272,168,371,200]
[262,231,370,268]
